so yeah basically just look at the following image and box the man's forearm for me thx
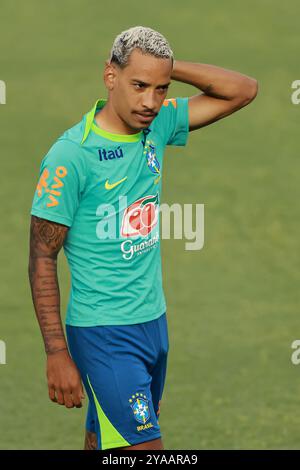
[28,255,67,355]
[28,216,69,355]
[171,60,257,101]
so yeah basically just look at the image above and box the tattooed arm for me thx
[28,215,84,408]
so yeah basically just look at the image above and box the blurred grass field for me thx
[1,0,300,449]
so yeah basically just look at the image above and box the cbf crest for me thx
[143,139,161,184]
[129,393,151,424]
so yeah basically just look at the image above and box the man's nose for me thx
[141,90,157,111]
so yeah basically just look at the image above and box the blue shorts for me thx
[66,312,169,450]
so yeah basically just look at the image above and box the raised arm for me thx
[28,215,84,408]
[171,60,258,131]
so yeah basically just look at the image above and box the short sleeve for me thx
[30,139,87,227]
[154,97,189,147]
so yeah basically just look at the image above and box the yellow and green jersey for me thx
[30,97,189,326]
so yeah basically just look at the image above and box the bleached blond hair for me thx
[109,26,173,68]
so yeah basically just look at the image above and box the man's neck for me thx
[94,102,139,135]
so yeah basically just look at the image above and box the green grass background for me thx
[1,0,300,449]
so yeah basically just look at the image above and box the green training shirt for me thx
[30,97,189,326]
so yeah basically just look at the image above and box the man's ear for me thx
[103,60,117,91]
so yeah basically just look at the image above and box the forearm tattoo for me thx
[28,216,69,355]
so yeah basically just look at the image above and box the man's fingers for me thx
[48,379,85,408]
[63,390,75,409]
[72,384,85,408]
[48,386,57,403]
[56,389,65,405]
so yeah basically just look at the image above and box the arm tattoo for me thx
[28,216,69,355]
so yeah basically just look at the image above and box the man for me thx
[28,26,258,451]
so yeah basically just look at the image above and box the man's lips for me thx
[134,112,157,118]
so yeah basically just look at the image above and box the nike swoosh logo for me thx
[105,176,128,190]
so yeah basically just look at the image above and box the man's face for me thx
[105,48,173,131]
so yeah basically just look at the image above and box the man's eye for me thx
[134,83,144,89]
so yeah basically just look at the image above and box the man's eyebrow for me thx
[131,79,171,87]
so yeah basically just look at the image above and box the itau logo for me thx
[121,193,159,238]
[0,80,6,104]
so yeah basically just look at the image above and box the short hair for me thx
[109,26,174,68]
